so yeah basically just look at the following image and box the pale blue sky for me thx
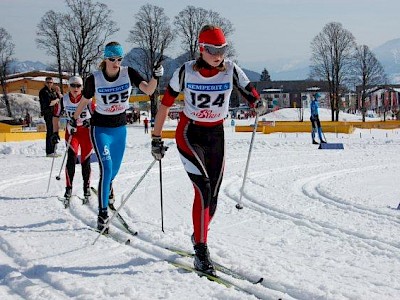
[1,0,399,72]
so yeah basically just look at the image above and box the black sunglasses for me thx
[108,57,123,62]
[70,84,82,88]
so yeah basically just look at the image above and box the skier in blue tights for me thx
[310,93,326,144]
[71,41,163,233]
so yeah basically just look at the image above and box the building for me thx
[253,80,331,110]
[4,71,69,95]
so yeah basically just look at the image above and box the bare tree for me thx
[310,22,356,121]
[0,27,15,117]
[352,44,386,122]
[63,0,119,79]
[174,6,235,60]
[127,4,174,122]
[36,10,65,92]
[174,6,207,60]
[128,4,174,79]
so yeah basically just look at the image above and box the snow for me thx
[1,110,400,299]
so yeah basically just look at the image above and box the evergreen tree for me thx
[260,68,271,81]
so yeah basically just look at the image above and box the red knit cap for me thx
[198,27,226,46]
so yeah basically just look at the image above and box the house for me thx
[253,80,331,110]
[4,71,70,95]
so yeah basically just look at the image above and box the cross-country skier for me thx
[52,76,94,204]
[72,41,163,233]
[151,25,266,276]
[310,92,327,144]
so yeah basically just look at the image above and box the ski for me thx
[88,227,131,245]
[387,205,400,210]
[57,196,71,209]
[90,187,138,236]
[77,195,90,205]
[168,260,232,287]
[166,247,264,285]
[167,260,263,299]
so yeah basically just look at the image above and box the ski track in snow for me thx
[0,155,285,300]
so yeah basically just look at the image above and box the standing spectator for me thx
[52,76,94,204]
[310,93,326,144]
[39,77,62,157]
[72,41,163,233]
[143,117,149,134]
[151,25,265,276]
[24,109,31,127]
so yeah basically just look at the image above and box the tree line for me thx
[0,0,387,121]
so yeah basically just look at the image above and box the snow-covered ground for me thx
[1,112,400,300]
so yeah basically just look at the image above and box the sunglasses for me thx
[108,57,123,62]
[201,43,227,55]
[70,84,82,88]
[46,81,53,84]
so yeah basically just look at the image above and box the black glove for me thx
[68,118,77,134]
[152,63,164,79]
[151,135,167,160]
[82,119,90,128]
[51,132,60,145]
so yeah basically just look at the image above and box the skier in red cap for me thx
[151,25,266,276]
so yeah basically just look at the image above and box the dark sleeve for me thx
[235,82,260,105]
[82,75,95,99]
[232,66,259,105]
[39,89,46,112]
[128,67,146,88]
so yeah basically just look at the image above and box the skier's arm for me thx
[152,86,177,136]
[73,96,91,120]
[128,67,160,96]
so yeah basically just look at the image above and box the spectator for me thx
[143,117,149,134]
[39,77,62,157]
[310,93,326,144]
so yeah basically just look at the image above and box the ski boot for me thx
[63,187,72,208]
[193,243,216,276]
[97,210,109,234]
[82,186,91,205]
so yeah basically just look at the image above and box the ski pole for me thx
[93,159,157,245]
[56,134,73,180]
[159,160,164,233]
[46,144,57,193]
[236,114,259,210]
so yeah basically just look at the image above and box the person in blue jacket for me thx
[310,93,326,144]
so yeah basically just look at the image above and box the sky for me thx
[1,99,400,299]
[1,0,400,72]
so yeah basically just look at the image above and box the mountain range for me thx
[8,38,400,84]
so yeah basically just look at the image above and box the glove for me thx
[253,99,267,116]
[151,135,167,160]
[68,118,77,134]
[51,132,60,145]
[82,119,90,128]
[152,63,164,79]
